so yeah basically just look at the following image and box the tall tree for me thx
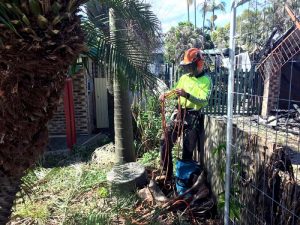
[85,0,161,163]
[164,22,214,64]
[0,0,160,222]
[187,0,194,23]
[109,8,135,163]
[210,0,226,32]
[198,0,211,32]
[194,0,197,28]
[0,0,87,223]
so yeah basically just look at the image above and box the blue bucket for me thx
[175,160,202,195]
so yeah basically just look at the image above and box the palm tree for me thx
[84,0,161,163]
[210,0,226,32]
[0,0,87,223]
[194,0,197,29]
[0,0,160,222]
[198,0,211,32]
[187,0,194,22]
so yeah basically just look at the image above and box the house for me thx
[257,17,300,116]
[47,56,110,149]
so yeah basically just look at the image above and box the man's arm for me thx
[186,93,208,105]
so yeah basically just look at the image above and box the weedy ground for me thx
[8,138,139,225]
[7,136,165,225]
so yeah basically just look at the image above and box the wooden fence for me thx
[202,68,264,115]
[164,64,264,116]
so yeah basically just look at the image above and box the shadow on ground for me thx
[40,135,112,168]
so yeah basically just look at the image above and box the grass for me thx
[9,140,141,225]
[9,139,218,225]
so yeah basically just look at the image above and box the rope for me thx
[159,90,187,187]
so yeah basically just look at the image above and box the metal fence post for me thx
[224,1,237,224]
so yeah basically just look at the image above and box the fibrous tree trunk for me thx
[0,169,21,224]
[0,1,86,222]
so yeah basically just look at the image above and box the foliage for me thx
[211,23,230,48]
[133,94,162,157]
[68,212,110,225]
[263,0,299,34]
[139,150,160,166]
[236,9,264,52]
[214,1,300,52]
[212,143,243,221]
[217,191,242,221]
[83,0,161,95]
[164,22,214,64]
[197,0,226,33]
[210,1,226,32]
[10,162,113,224]
[97,187,110,198]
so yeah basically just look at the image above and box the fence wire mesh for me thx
[161,1,300,224]
[222,1,300,224]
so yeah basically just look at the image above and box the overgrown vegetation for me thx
[164,22,214,64]
[212,143,243,220]
[133,94,162,158]
[10,147,140,225]
[212,0,300,51]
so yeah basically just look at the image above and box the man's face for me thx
[183,63,202,76]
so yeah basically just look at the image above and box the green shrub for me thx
[133,95,162,157]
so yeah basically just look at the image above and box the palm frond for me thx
[99,0,161,37]
[82,0,161,94]
[0,3,20,36]
[82,20,157,94]
[84,213,111,225]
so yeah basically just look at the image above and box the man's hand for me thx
[175,89,188,98]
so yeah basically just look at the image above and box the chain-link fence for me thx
[223,1,300,224]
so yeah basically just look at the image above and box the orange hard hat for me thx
[180,48,204,70]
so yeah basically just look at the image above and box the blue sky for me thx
[145,0,251,33]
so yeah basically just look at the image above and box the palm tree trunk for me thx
[187,0,190,22]
[212,1,215,32]
[212,10,215,32]
[203,12,205,31]
[202,1,206,31]
[113,75,135,163]
[0,1,85,223]
[194,0,197,29]
[109,8,135,163]
[0,171,21,225]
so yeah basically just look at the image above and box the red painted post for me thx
[64,78,76,149]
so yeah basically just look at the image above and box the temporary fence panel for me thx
[223,1,300,225]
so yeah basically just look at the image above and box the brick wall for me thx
[261,56,281,117]
[47,96,65,134]
[48,71,91,135]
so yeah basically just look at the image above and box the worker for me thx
[159,48,212,182]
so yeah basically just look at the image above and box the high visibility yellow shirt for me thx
[175,73,212,110]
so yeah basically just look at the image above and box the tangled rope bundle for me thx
[159,90,187,186]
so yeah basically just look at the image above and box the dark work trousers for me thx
[160,109,202,178]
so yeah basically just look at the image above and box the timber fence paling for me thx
[202,70,262,116]
[163,68,262,116]
[222,71,227,115]
[217,70,221,115]
[237,68,241,115]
